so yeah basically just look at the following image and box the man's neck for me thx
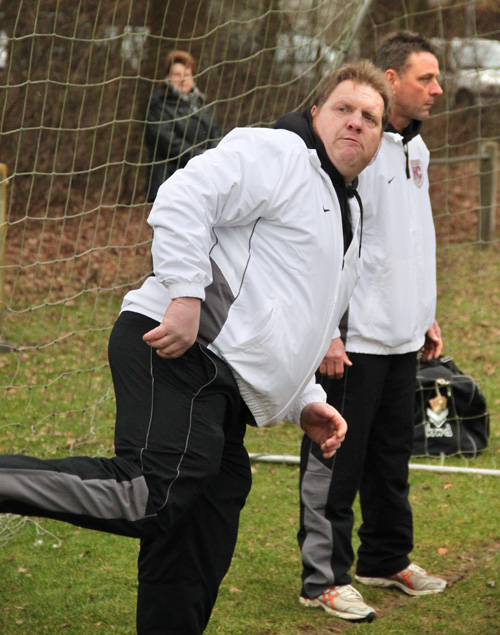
[389,114,411,134]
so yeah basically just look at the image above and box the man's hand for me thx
[143,297,201,358]
[421,320,443,362]
[318,337,352,379]
[300,402,347,459]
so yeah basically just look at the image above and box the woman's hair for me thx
[165,50,197,76]
[314,60,393,130]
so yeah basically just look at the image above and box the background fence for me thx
[0,1,499,489]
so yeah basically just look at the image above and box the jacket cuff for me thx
[167,283,206,301]
[332,326,341,340]
[285,381,326,427]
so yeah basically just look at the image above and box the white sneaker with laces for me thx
[355,563,447,596]
[299,584,376,621]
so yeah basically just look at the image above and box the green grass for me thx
[0,464,499,633]
[0,293,121,458]
[210,464,500,635]
[245,243,500,470]
[0,245,499,632]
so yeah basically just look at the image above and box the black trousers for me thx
[299,352,416,599]
[0,311,252,633]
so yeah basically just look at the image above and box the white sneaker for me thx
[355,563,447,596]
[299,584,376,622]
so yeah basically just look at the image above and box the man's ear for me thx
[311,105,317,116]
[385,68,398,91]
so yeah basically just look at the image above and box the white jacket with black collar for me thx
[122,126,363,426]
[345,125,437,355]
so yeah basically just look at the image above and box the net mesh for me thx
[0,1,499,539]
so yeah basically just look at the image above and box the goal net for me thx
[0,0,499,541]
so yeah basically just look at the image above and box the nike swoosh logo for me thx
[388,176,396,184]
[323,206,330,212]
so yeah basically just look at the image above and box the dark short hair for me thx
[314,60,393,130]
[373,30,438,75]
[165,49,197,76]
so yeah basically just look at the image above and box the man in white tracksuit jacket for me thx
[298,32,447,623]
[0,62,392,634]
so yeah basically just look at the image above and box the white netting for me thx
[0,1,499,542]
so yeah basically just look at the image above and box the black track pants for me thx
[299,352,416,599]
[0,310,252,633]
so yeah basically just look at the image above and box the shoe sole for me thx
[354,574,446,597]
[299,596,376,622]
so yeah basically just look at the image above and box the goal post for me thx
[0,163,7,322]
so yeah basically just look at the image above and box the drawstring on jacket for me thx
[349,187,364,257]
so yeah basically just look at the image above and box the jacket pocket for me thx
[224,300,280,353]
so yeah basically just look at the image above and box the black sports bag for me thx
[412,355,490,458]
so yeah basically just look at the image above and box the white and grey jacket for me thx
[122,127,363,427]
[343,123,437,355]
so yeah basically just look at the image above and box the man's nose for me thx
[346,111,363,130]
[430,79,443,96]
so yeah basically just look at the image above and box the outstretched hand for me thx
[143,297,201,358]
[300,402,347,459]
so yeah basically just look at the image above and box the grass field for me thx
[0,463,498,633]
[0,239,499,632]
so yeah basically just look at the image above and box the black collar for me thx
[386,119,422,145]
[274,108,359,254]
[274,108,359,192]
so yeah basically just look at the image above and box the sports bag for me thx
[412,355,490,458]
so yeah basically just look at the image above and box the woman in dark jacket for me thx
[145,50,222,202]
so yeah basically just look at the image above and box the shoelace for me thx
[332,585,363,600]
[406,564,427,575]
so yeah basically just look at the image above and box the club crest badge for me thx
[411,159,424,188]
[425,379,453,438]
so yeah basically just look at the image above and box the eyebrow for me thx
[333,98,381,119]
[360,103,381,119]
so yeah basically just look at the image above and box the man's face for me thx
[311,80,384,183]
[389,51,443,128]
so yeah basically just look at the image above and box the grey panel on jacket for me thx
[197,258,235,346]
